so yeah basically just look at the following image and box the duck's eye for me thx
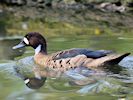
[23,37,29,45]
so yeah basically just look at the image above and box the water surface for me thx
[0,34,133,100]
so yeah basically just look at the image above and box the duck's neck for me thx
[35,44,47,55]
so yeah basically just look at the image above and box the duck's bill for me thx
[12,42,26,49]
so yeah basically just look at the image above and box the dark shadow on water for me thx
[103,65,123,74]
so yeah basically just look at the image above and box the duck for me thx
[12,32,130,85]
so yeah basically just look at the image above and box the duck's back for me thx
[51,48,113,60]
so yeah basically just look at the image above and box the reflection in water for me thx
[0,37,25,60]
[14,66,47,89]
[0,35,133,100]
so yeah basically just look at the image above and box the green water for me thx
[0,34,133,100]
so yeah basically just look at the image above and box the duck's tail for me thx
[85,53,130,69]
[104,53,130,65]
[101,53,130,73]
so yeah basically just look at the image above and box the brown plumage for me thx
[13,32,130,75]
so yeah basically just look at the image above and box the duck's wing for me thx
[51,48,113,60]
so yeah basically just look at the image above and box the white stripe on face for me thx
[23,37,29,45]
[24,79,30,84]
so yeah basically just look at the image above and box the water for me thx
[0,34,133,100]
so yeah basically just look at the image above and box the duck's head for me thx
[13,32,47,54]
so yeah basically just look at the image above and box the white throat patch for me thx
[23,37,29,45]
[35,45,42,55]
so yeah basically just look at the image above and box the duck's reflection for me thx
[13,60,128,89]
[24,77,46,89]
[14,66,47,89]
